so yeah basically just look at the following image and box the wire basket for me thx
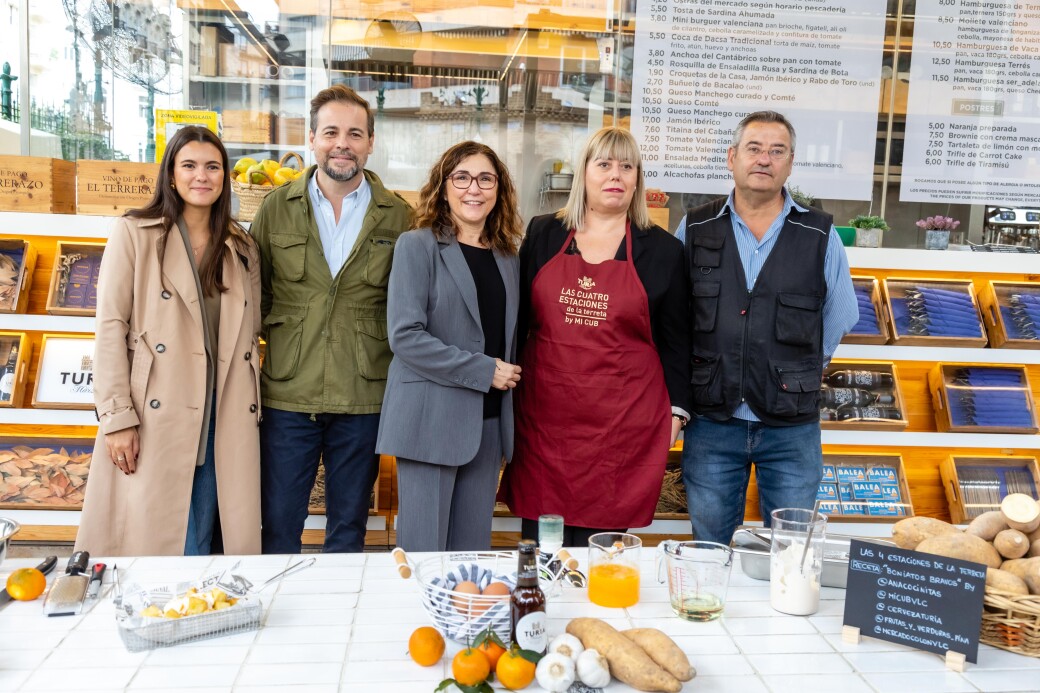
[231,151,304,222]
[981,588,1040,657]
[405,551,558,645]
[116,594,262,652]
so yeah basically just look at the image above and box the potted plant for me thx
[849,215,889,248]
[916,215,961,251]
[787,185,817,208]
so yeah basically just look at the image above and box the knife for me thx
[85,563,106,601]
[0,555,58,607]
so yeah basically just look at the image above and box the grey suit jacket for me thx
[376,227,519,466]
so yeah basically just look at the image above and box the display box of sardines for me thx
[819,361,908,432]
[939,455,1040,524]
[977,280,1040,350]
[929,363,1038,434]
[842,276,890,344]
[881,277,987,347]
[816,452,915,520]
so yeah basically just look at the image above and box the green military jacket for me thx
[251,166,411,414]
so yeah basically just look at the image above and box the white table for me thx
[2,551,1039,692]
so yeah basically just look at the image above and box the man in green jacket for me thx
[252,85,411,553]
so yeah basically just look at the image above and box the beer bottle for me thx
[510,539,547,654]
[825,370,894,390]
[0,345,17,402]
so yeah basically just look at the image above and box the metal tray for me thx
[731,526,894,589]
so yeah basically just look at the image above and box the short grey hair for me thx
[731,111,797,151]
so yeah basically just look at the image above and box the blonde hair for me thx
[557,127,650,231]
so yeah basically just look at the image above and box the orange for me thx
[475,639,505,671]
[496,649,536,690]
[5,568,47,601]
[451,647,491,686]
[407,626,445,667]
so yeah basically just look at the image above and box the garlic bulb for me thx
[535,652,576,692]
[576,648,610,688]
[547,632,585,661]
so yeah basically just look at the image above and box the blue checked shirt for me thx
[674,189,858,422]
[308,172,372,276]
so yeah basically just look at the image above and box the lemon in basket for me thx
[273,167,299,186]
[233,157,257,176]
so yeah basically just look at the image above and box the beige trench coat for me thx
[75,216,262,556]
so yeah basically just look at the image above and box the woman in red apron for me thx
[498,128,690,545]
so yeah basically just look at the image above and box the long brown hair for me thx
[414,141,522,255]
[126,125,247,295]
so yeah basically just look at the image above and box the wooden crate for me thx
[275,115,307,145]
[881,277,987,347]
[218,43,269,79]
[928,363,1038,434]
[46,241,105,316]
[939,455,1040,525]
[842,275,890,344]
[977,280,1040,350]
[820,452,915,521]
[222,110,273,144]
[821,360,908,431]
[0,238,38,314]
[0,332,31,408]
[0,434,94,509]
[0,156,76,214]
[32,334,96,410]
[76,160,160,216]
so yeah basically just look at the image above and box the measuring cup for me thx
[656,540,733,621]
[587,533,641,608]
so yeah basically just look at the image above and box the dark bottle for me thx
[510,539,547,654]
[0,345,17,402]
[820,385,895,408]
[825,370,895,390]
[835,406,902,421]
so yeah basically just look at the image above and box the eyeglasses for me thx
[741,145,791,161]
[448,172,498,190]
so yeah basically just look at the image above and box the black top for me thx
[519,214,691,413]
[460,242,506,419]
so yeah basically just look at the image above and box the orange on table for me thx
[5,568,47,601]
[475,639,505,671]
[451,647,491,686]
[495,649,536,690]
[407,626,445,667]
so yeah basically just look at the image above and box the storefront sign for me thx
[631,0,886,200]
[901,0,1040,205]
[32,335,95,410]
[844,539,985,663]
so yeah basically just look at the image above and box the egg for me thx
[451,580,481,615]
[481,581,510,600]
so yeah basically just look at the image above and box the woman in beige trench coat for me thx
[75,126,262,556]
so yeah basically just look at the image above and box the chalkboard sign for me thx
[843,539,985,663]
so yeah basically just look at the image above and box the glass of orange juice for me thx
[587,532,641,608]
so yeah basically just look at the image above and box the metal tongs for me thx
[220,557,316,595]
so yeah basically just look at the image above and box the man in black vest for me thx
[676,111,858,544]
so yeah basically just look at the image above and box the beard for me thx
[320,151,361,182]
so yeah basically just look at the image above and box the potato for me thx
[891,517,959,550]
[567,618,681,693]
[1026,574,1040,596]
[1000,556,1040,581]
[1030,539,1040,559]
[1000,493,1040,533]
[965,511,1007,541]
[915,532,1002,568]
[622,628,695,682]
[994,529,1030,559]
[986,568,1029,595]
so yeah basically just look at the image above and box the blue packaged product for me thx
[852,481,884,500]
[821,465,837,484]
[867,466,897,482]
[836,466,867,483]
[841,501,869,515]
[839,484,853,502]
[819,501,842,515]
[817,484,838,502]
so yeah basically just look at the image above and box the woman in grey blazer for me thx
[377,141,523,551]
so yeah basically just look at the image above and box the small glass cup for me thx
[538,514,564,556]
[587,532,641,608]
[769,508,827,616]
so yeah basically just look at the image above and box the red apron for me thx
[498,223,671,528]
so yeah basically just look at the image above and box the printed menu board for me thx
[631,0,886,200]
[901,0,1040,205]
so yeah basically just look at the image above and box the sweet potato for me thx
[1000,556,1040,581]
[891,517,959,550]
[994,529,1030,559]
[985,568,1029,595]
[622,628,695,682]
[1000,493,1040,533]
[566,618,681,693]
[916,532,1002,568]
[965,511,1008,541]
